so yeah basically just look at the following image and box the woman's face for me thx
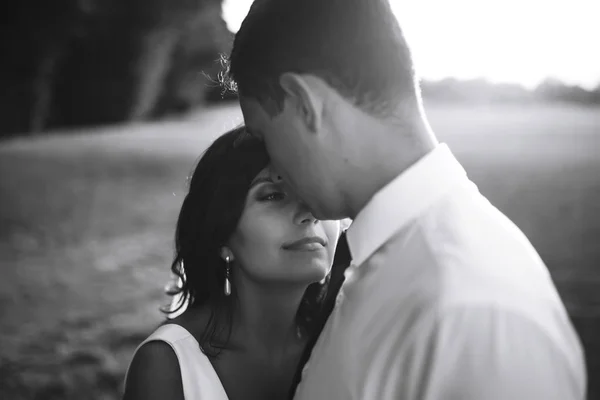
[227,166,341,286]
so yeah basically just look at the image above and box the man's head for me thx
[224,0,425,219]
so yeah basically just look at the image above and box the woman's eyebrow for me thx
[249,176,273,189]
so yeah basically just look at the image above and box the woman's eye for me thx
[261,192,286,201]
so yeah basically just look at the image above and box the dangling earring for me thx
[224,255,231,296]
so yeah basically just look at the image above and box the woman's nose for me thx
[294,199,318,225]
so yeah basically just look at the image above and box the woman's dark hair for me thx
[163,126,348,357]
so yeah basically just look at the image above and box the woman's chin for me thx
[291,260,330,283]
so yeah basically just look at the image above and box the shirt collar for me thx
[346,143,468,266]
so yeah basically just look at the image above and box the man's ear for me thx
[279,73,323,133]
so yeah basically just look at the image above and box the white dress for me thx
[126,324,229,400]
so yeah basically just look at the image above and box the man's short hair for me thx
[222,0,420,117]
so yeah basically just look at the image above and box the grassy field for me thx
[0,103,598,399]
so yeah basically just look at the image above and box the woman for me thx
[123,126,350,400]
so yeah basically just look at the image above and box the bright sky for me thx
[222,0,600,89]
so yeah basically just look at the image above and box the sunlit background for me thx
[224,0,600,89]
[0,1,598,399]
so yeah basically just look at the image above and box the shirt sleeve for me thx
[414,306,586,400]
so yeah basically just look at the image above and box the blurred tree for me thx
[0,0,232,137]
[421,77,599,106]
[0,0,86,135]
[534,78,600,104]
[49,0,232,129]
[150,0,234,119]
[593,84,600,104]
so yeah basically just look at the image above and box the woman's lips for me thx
[283,236,326,251]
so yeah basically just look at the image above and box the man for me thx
[224,0,587,398]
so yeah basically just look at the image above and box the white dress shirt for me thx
[293,144,586,400]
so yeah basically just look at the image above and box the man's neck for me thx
[345,119,437,219]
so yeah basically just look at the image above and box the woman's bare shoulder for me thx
[123,341,184,400]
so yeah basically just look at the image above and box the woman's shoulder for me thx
[123,338,185,400]
[124,322,228,400]
[134,323,208,363]
[149,323,198,344]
